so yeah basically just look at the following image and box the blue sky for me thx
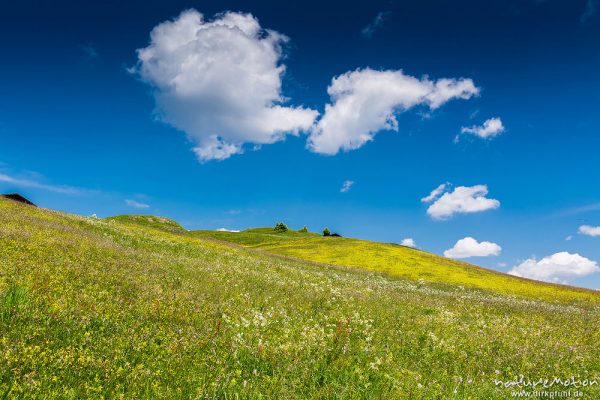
[1,0,600,288]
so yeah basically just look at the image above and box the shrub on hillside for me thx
[299,226,308,233]
[274,222,288,233]
[323,227,331,236]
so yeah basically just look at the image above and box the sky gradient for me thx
[1,0,600,288]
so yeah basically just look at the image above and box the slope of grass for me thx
[193,228,600,305]
[105,214,186,234]
[1,200,600,399]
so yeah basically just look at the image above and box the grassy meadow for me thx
[193,228,600,304]
[2,199,600,398]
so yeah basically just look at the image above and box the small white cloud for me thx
[361,11,390,38]
[307,68,479,155]
[508,252,599,284]
[125,199,150,209]
[497,262,507,267]
[566,235,573,241]
[217,228,240,232]
[444,237,501,258]
[134,9,318,162]
[227,209,242,215]
[400,238,416,248]
[423,184,500,220]
[460,117,505,140]
[340,180,354,193]
[579,225,600,237]
[421,182,449,203]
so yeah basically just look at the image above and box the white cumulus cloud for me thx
[460,117,505,140]
[340,180,354,193]
[125,199,150,209]
[134,9,318,162]
[307,68,479,155]
[217,228,240,232]
[508,252,599,284]
[400,238,416,248]
[422,184,500,220]
[443,237,501,258]
[579,225,600,237]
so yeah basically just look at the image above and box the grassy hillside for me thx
[105,214,186,234]
[1,200,600,399]
[193,228,600,304]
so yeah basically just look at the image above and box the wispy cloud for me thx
[0,173,85,195]
[421,183,449,203]
[361,11,391,38]
[581,0,598,23]
[549,202,600,219]
[81,44,98,60]
[340,180,354,193]
[125,199,150,209]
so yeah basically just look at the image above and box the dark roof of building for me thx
[1,193,37,207]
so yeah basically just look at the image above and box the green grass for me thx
[193,228,600,305]
[105,214,186,234]
[1,199,600,399]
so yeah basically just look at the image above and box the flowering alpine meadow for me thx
[1,198,600,398]
[195,228,600,304]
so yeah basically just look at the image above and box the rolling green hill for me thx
[105,214,186,234]
[1,199,600,399]
[193,228,600,304]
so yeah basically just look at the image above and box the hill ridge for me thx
[192,226,600,304]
